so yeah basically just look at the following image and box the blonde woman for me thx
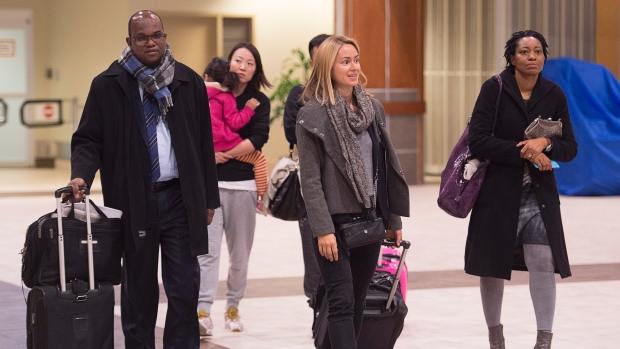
[296,35,409,348]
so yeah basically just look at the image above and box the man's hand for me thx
[318,233,338,262]
[65,178,88,202]
[206,209,214,225]
[386,229,402,247]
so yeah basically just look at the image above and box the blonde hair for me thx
[302,35,367,105]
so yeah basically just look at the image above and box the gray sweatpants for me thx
[198,188,257,313]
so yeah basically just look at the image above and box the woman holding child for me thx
[197,42,271,335]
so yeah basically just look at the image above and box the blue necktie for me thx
[142,93,161,184]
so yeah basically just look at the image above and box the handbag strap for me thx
[491,74,503,136]
[60,197,109,219]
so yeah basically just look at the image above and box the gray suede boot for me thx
[488,324,505,349]
[534,331,553,349]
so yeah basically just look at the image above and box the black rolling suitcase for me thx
[313,240,410,349]
[26,187,115,349]
[357,240,410,349]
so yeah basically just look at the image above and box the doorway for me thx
[0,9,33,166]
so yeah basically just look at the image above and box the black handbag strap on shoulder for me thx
[491,74,503,136]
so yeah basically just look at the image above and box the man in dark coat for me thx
[67,10,219,348]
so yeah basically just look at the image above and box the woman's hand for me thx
[318,233,338,261]
[386,229,402,247]
[517,137,549,161]
[531,152,553,171]
[214,151,233,164]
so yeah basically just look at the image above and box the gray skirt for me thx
[516,168,550,246]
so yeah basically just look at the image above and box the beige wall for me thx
[0,0,334,166]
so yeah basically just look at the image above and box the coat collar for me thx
[297,99,356,188]
[297,99,345,161]
[297,98,390,193]
[499,68,555,121]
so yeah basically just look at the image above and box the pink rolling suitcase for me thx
[377,245,408,301]
[313,240,410,349]
[357,240,410,349]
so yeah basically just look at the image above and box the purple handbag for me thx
[437,75,502,218]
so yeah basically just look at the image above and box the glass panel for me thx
[0,27,30,164]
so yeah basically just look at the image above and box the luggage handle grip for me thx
[55,186,89,198]
[382,239,411,250]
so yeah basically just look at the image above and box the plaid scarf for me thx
[325,84,376,208]
[119,43,175,119]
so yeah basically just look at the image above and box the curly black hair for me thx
[503,30,549,68]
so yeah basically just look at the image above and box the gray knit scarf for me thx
[325,84,376,208]
[119,43,175,120]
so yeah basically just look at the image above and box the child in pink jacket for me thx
[204,57,268,213]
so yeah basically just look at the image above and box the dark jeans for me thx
[299,215,321,299]
[313,228,381,349]
[121,183,200,349]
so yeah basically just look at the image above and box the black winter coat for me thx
[465,68,578,280]
[71,61,220,257]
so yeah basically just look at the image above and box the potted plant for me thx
[269,48,311,124]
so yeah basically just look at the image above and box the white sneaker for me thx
[198,309,213,336]
[224,306,244,332]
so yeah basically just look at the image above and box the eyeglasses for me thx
[131,33,167,46]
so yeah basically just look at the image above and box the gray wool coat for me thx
[296,97,410,238]
[466,69,578,280]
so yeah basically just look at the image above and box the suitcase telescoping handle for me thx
[55,186,95,292]
[382,239,410,310]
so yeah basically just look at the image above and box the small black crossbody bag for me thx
[339,211,385,249]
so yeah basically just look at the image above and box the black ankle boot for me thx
[533,331,552,349]
[488,324,505,349]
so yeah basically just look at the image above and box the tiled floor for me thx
[1,160,619,348]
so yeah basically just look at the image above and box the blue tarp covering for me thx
[542,57,620,196]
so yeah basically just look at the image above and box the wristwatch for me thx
[544,138,553,152]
